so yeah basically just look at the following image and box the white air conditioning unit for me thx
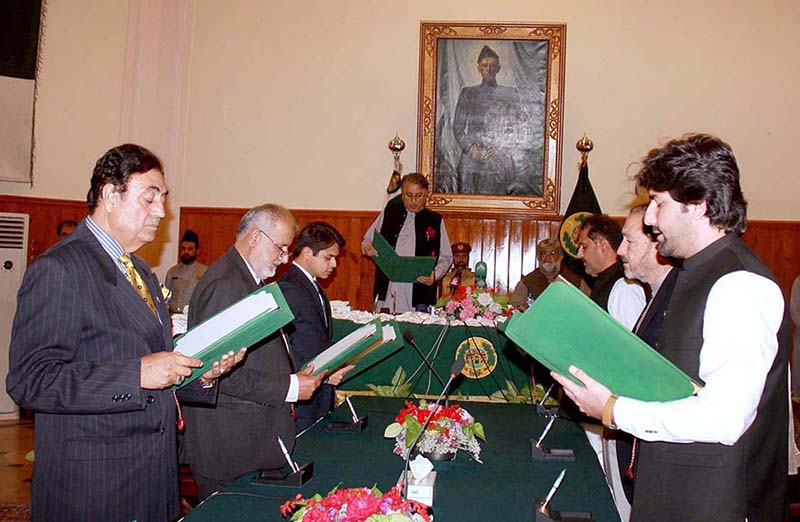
[0,213,29,419]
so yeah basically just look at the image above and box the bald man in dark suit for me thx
[6,144,242,522]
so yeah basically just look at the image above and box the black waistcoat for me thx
[373,195,442,307]
[590,260,626,311]
[631,234,790,522]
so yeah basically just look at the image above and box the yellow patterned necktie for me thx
[119,254,158,317]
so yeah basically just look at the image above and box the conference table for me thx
[333,317,540,401]
[182,397,621,521]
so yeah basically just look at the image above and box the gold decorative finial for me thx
[576,134,593,167]
[388,134,406,156]
[387,134,406,193]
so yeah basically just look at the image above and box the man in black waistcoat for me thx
[362,173,452,313]
[554,134,791,521]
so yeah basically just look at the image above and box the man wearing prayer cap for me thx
[165,228,208,313]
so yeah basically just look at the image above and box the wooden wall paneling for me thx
[742,220,800,300]
[0,195,87,265]
[5,197,797,311]
[494,218,511,294]
[507,219,525,296]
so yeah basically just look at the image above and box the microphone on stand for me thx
[402,358,466,501]
[449,271,462,296]
[402,330,446,390]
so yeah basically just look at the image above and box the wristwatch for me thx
[602,394,619,430]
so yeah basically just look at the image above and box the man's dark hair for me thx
[401,172,429,191]
[56,220,78,237]
[635,133,747,234]
[87,144,163,213]
[580,214,623,251]
[181,229,199,248]
[293,221,345,257]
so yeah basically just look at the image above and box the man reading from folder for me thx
[183,204,326,500]
[552,134,790,521]
[362,173,452,313]
[6,144,241,522]
[605,205,678,520]
[279,222,354,431]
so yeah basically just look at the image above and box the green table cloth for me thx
[182,397,620,521]
[334,319,537,402]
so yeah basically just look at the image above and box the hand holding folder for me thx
[370,231,435,283]
[171,283,295,388]
[303,319,405,381]
[502,281,700,402]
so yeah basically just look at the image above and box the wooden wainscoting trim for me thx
[2,196,797,313]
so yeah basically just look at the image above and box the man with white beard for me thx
[509,237,589,310]
[182,204,326,499]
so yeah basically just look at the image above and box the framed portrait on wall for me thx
[416,22,566,215]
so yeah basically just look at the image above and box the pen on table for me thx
[277,436,299,473]
[345,396,359,423]
[540,468,566,512]
[535,416,556,448]
[539,383,555,406]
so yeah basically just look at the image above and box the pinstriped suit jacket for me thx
[6,220,207,522]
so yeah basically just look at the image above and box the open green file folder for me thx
[303,318,405,380]
[503,281,700,402]
[172,283,295,388]
[371,231,435,282]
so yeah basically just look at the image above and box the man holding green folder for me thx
[280,222,354,431]
[183,204,327,499]
[362,173,452,313]
[553,134,791,521]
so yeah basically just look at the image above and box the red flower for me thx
[279,493,304,516]
[345,491,383,521]
[425,226,436,241]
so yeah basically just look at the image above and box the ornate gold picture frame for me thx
[416,22,566,215]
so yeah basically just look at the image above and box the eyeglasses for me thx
[256,229,290,258]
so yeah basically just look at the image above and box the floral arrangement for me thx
[384,400,486,463]
[435,285,510,321]
[280,485,432,522]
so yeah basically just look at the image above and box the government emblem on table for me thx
[455,336,497,379]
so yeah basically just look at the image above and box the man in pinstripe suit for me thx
[6,144,243,522]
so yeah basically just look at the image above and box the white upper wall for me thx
[4,0,799,220]
[0,0,129,200]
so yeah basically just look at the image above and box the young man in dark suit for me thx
[6,144,242,522]
[182,204,327,500]
[279,222,353,431]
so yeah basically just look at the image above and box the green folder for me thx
[172,283,295,388]
[371,231,435,282]
[342,319,405,382]
[304,319,405,380]
[503,281,700,402]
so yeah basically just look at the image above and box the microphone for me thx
[403,330,446,390]
[402,358,466,500]
[449,271,461,295]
